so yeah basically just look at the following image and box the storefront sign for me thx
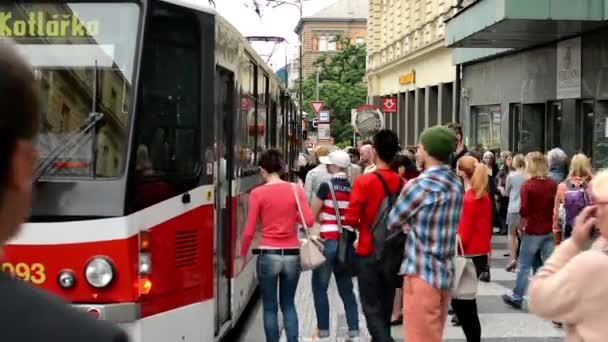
[381,97,397,113]
[557,37,581,99]
[399,70,415,85]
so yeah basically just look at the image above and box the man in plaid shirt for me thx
[388,126,464,342]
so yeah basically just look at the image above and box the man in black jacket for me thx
[0,39,128,342]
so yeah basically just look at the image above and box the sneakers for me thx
[311,330,330,341]
[502,294,523,310]
[479,271,491,282]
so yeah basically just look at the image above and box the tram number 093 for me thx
[1,262,46,285]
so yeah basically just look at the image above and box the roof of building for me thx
[295,0,368,33]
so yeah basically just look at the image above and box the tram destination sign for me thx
[0,10,100,38]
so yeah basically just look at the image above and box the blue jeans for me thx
[311,239,359,337]
[257,254,301,342]
[512,233,554,302]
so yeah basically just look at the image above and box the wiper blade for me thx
[33,112,104,182]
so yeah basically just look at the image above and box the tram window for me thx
[236,59,258,172]
[135,7,201,180]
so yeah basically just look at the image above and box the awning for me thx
[445,0,608,49]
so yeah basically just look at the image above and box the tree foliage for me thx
[296,37,367,146]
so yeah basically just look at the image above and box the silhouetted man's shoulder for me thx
[0,272,129,342]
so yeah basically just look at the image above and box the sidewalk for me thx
[279,235,565,342]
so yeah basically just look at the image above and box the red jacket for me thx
[345,168,404,256]
[458,190,492,255]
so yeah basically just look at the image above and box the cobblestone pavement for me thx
[276,234,566,342]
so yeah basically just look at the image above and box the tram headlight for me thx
[85,257,114,288]
[57,270,76,289]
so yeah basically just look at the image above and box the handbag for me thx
[327,181,358,276]
[292,184,326,271]
[451,235,478,300]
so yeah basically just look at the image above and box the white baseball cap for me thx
[319,150,351,169]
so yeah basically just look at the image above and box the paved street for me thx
[234,235,565,341]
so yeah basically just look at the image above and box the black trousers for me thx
[357,255,395,342]
[451,255,487,342]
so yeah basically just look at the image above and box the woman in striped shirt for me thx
[310,150,359,340]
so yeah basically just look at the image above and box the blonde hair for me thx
[569,153,592,179]
[512,154,526,170]
[313,145,330,162]
[458,156,488,199]
[525,152,549,178]
[592,169,608,202]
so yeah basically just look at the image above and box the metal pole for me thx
[298,6,303,127]
[315,68,319,100]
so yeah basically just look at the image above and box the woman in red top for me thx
[239,149,315,342]
[452,155,492,342]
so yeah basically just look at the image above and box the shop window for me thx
[471,105,501,151]
[509,103,521,152]
[520,103,545,154]
[580,100,594,158]
[546,101,562,150]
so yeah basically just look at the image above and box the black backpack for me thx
[371,172,405,288]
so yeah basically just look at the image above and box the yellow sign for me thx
[1,262,46,285]
[0,11,99,38]
[399,70,416,85]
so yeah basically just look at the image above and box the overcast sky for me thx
[209,0,334,71]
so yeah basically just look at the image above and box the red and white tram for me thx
[0,0,302,340]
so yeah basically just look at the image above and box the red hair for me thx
[458,156,488,198]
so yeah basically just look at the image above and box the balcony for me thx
[445,0,608,50]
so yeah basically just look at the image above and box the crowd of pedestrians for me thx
[247,114,608,342]
[241,114,608,342]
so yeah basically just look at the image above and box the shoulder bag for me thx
[292,183,326,271]
[451,234,479,300]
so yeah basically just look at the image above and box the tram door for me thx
[214,67,234,334]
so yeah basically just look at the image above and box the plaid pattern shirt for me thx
[388,165,464,290]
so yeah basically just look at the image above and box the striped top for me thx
[316,173,352,240]
[388,165,464,290]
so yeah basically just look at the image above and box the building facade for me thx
[367,0,460,147]
[446,0,608,167]
[294,0,368,80]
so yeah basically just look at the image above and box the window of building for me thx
[471,105,502,151]
[327,35,337,51]
[319,35,328,51]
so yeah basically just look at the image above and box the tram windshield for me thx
[0,2,140,178]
